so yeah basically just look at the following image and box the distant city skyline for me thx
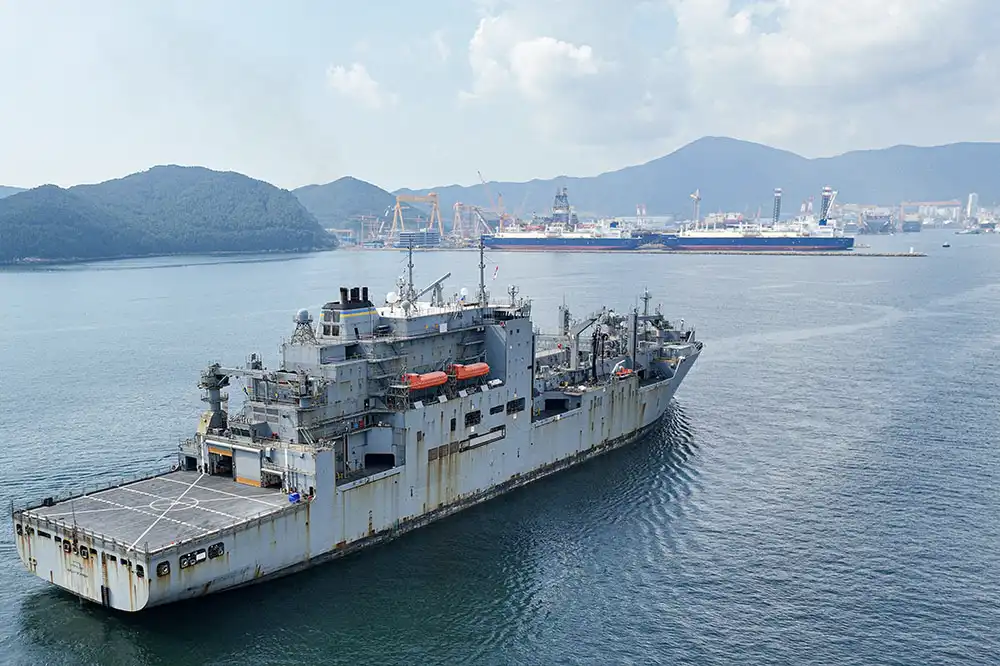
[2,1,998,192]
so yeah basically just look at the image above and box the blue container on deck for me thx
[288,492,301,503]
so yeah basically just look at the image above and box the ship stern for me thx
[14,509,152,612]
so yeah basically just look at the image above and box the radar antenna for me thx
[290,308,316,344]
[641,287,651,317]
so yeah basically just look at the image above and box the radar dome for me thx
[459,287,469,297]
[386,291,399,304]
[295,308,311,323]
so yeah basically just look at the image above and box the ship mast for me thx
[406,240,415,301]
[477,236,488,305]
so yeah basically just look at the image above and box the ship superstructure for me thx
[12,243,702,612]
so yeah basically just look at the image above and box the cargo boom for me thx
[12,243,702,611]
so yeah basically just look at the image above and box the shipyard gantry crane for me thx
[390,193,444,240]
[478,170,518,231]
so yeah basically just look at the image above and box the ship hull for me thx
[15,350,699,611]
[482,236,644,251]
[658,234,854,252]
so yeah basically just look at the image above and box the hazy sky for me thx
[2,0,998,191]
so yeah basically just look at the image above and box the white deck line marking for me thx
[44,507,124,518]
[130,472,206,548]
[181,496,275,505]
[85,494,210,536]
[119,485,240,520]
[158,475,285,508]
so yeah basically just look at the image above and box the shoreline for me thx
[1,246,338,268]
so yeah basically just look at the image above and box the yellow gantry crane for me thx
[390,193,444,240]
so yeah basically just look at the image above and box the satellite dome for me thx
[386,291,399,304]
[295,308,311,324]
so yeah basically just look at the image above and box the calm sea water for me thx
[2,232,999,665]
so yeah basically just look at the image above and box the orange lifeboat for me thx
[614,367,634,378]
[451,362,490,381]
[402,371,448,390]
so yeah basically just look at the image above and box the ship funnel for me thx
[350,287,360,302]
[772,188,782,225]
[819,186,834,226]
[339,287,349,303]
[362,286,369,303]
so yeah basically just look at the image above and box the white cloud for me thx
[458,0,1000,159]
[326,62,397,110]
[431,30,451,62]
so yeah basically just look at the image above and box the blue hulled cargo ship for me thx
[481,184,855,253]
[656,185,853,251]
[482,188,643,251]
[657,231,854,252]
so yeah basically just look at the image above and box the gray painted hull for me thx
[13,261,702,612]
[146,356,696,608]
[14,352,697,611]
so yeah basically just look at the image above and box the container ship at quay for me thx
[12,242,703,612]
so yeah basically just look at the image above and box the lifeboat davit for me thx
[402,371,448,390]
[450,362,490,381]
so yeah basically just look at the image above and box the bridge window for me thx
[490,404,504,415]
[465,410,482,427]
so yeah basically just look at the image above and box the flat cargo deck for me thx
[25,471,288,552]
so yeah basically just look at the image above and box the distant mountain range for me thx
[0,166,335,264]
[3,137,996,264]
[394,137,998,218]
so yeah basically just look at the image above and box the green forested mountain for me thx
[0,185,147,262]
[0,166,335,263]
[293,176,396,228]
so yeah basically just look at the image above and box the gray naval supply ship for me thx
[12,243,703,612]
